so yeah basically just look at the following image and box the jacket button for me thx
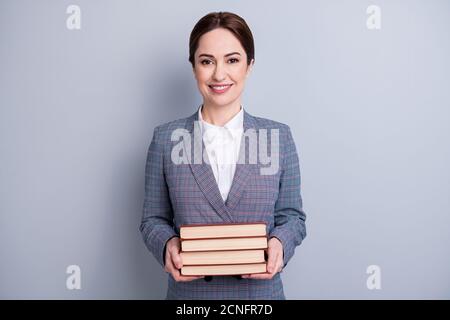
[204,276,213,282]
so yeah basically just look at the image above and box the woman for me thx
[140,11,307,300]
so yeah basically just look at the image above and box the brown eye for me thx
[201,60,213,65]
[228,58,239,64]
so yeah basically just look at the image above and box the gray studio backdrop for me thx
[1,0,449,299]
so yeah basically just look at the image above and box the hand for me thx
[164,236,204,282]
[242,237,284,280]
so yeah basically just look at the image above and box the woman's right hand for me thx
[164,236,205,282]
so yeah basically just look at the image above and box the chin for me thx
[212,98,233,105]
[208,95,240,107]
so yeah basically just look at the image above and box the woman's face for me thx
[193,28,253,109]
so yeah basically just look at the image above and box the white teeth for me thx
[211,85,230,90]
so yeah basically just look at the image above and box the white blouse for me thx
[198,105,244,202]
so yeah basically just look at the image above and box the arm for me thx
[139,125,178,268]
[269,125,307,268]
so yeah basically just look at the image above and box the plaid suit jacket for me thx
[140,109,307,300]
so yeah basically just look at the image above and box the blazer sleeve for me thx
[139,125,178,268]
[269,125,307,268]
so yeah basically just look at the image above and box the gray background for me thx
[1,0,449,299]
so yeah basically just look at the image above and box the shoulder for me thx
[249,114,299,161]
[152,114,193,142]
[250,114,293,138]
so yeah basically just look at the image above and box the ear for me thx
[246,59,254,78]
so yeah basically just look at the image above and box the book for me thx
[181,263,267,276]
[180,249,265,265]
[180,222,266,240]
[181,236,268,252]
[178,222,268,276]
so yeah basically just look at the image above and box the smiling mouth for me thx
[208,84,233,94]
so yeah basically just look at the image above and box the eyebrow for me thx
[198,52,241,59]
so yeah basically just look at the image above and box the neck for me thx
[201,100,242,126]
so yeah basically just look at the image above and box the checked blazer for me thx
[139,109,307,300]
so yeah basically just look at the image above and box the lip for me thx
[208,83,233,94]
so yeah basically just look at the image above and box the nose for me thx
[212,61,226,82]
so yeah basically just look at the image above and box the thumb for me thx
[170,248,183,269]
[266,245,277,273]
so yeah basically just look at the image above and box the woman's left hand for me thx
[241,237,284,280]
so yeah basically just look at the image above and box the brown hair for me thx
[188,12,255,67]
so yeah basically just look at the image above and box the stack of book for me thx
[180,222,268,276]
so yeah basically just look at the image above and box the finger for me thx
[276,254,284,273]
[172,268,204,282]
[242,258,280,280]
[168,240,180,255]
[166,258,183,276]
[278,259,284,273]
[266,247,279,274]
[242,272,273,280]
[164,252,177,273]
[170,250,183,269]
[177,275,205,282]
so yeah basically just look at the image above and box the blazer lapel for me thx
[183,111,234,222]
[224,110,257,212]
[182,109,257,222]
